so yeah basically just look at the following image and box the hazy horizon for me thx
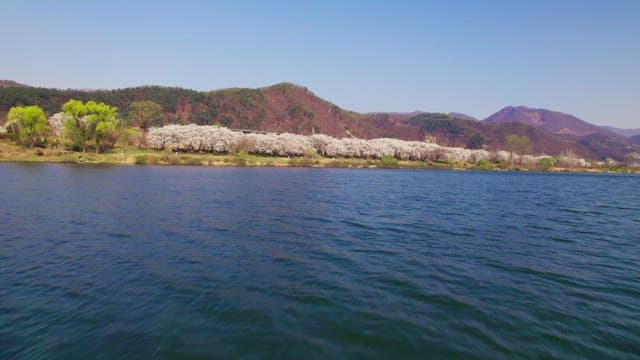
[2,0,639,128]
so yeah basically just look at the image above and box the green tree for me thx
[127,100,163,130]
[62,100,120,152]
[86,101,120,151]
[62,100,89,151]
[6,105,49,147]
[505,134,533,165]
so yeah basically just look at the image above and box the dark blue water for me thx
[1,164,639,359]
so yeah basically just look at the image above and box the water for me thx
[0,163,639,359]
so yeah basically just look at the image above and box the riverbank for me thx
[0,140,459,169]
[0,139,637,173]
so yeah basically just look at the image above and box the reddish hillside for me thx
[211,83,421,139]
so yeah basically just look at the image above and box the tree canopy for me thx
[6,105,49,147]
[62,100,119,152]
[127,100,163,130]
[505,134,532,164]
[410,113,465,136]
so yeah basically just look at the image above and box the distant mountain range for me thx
[1,80,638,161]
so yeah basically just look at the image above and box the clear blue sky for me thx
[2,0,639,127]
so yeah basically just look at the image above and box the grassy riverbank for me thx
[0,139,637,173]
[0,139,455,169]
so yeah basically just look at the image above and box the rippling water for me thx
[1,163,639,359]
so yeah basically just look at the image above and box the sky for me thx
[1,0,639,127]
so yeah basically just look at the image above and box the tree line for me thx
[5,99,537,165]
[5,100,164,152]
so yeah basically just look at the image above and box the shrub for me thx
[134,155,150,165]
[134,154,160,165]
[233,157,247,166]
[183,156,203,166]
[303,147,321,159]
[538,157,554,171]
[233,152,248,166]
[475,159,495,170]
[497,160,512,170]
[168,156,182,165]
[379,155,399,168]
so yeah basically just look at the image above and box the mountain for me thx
[601,126,640,138]
[409,112,595,158]
[1,81,637,160]
[483,106,638,160]
[484,106,619,138]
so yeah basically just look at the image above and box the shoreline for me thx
[1,141,637,174]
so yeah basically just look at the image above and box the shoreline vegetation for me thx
[1,100,638,173]
[1,139,637,173]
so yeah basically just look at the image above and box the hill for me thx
[484,106,620,138]
[1,81,637,160]
[484,106,636,160]
[407,113,595,159]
